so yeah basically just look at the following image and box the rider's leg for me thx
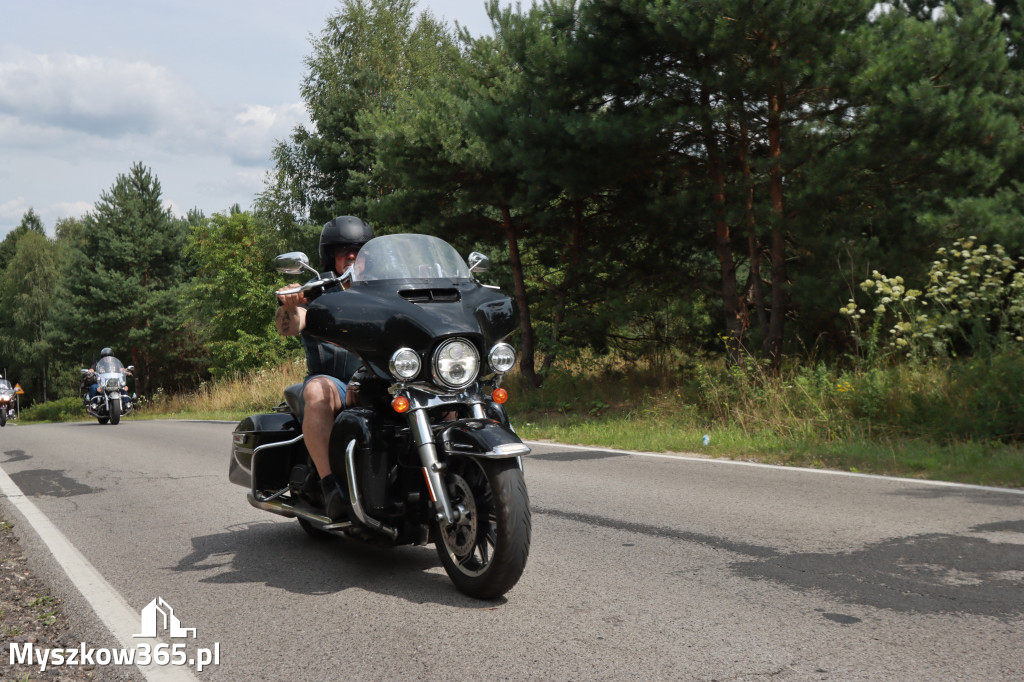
[302,376,348,519]
[302,376,345,478]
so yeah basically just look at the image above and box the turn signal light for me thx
[392,395,410,413]
[492,387,508,404]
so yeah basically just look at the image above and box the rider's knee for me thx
[303,377,342,410]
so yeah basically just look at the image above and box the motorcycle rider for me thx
[275,215,373,520]
[83,347,132,403]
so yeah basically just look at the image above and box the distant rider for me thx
[82,347,132,403]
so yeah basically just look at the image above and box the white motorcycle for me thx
[81,357,135,425]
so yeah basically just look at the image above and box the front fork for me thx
[408,400,487,526]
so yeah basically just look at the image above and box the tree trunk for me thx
[540,199,585,375]
[502,206,541,388]
[747,236,769,333]
[764,80,788,372]
[701,87,743,364]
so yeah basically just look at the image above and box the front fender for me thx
[438,419,530,458]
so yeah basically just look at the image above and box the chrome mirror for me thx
[274,252,317,276]
[468,252,490,274]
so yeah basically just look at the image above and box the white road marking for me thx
[0,464,198,681]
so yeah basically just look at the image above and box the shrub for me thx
[21,397,83,423]
[842,237,1024,360]
[922,350,1024,441]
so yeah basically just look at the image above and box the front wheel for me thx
[0,409,6,427]
[109,397,121,425]
[434,457,531,600]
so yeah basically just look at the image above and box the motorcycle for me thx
[81,357,135,425]
[229,233,532,599]
[0,379,15,427]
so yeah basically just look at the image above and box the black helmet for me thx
[318,216,374,271]
[100,347,113,357]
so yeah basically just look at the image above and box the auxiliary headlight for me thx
[433,338,480,390]
[488,343,517,374]
[389,348,422,381]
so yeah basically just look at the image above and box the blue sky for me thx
[0,0,509,237]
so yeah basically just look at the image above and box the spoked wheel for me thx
[434,457,531,600]
[109,397,121,425]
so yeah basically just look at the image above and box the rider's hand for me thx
[276,284,307,311]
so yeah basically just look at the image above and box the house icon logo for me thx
[133,597,197,639]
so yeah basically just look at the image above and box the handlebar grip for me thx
[278,286,303,296]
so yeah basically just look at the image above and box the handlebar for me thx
[278,271,346,299]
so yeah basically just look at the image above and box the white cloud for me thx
[0,51,194,139]
[0,1,502,237]
[222,102,309,166]
[0,196,29,227]
[0,50,307,168]
[50,200,93,222]
[0,49,312,234]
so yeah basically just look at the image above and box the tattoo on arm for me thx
[276,306,297,335]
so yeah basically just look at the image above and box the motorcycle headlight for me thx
[389,348,422,381]
[105,378,120,390]
[488,343,517,374]
[432,338,480,390]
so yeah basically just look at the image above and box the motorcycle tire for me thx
[109,398,121,425]
[434,456,531,600]
[0,411,6,427]
[98,417,109,425]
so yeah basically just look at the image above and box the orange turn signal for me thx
[492,387,508,404]
[392,395,410,413]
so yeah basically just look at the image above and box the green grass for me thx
[503,351,1024,489]
[19,353,1024,489]
[510,406,1024,487]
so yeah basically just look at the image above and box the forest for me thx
[1,0,1023,446]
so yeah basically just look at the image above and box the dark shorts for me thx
[303,374,348,406]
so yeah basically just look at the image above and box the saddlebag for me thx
[230,412,301,489]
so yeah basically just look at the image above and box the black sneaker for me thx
[320,474,349,521]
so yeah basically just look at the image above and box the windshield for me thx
[0,380,10,391]
[94,357,125,374]
[352,234,471,282]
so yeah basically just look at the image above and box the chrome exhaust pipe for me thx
[247,492,353,531]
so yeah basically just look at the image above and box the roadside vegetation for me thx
[5,1,1024,490]
[19,349,1023,489]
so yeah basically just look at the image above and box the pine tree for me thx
[50,163,197,393]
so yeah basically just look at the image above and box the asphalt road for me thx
[1,420,1022,681]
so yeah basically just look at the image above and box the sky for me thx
[0,0,509,237]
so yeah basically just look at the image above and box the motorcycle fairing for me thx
[303,280,517,380]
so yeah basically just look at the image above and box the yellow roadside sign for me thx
[14,384,24,394]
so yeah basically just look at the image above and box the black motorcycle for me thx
[229,234,531,599]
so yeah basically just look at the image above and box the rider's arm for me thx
[275,287,308,337]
